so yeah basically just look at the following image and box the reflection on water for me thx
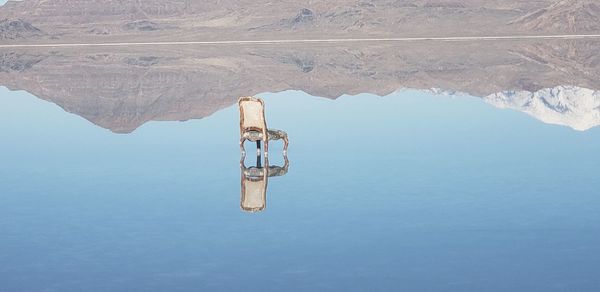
[1,39,599,132]
[2,87,600,291]
[2,33,600,292]
[1,1,600,290]
[240,154,289,213]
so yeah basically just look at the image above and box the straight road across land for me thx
[2,34,600,48]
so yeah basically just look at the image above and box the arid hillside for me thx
[1,0,599,43]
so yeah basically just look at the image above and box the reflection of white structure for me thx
[241,166,268,213]
[484,86,600,131]
[240,156,289,213]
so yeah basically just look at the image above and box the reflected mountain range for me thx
[1,39,600,132]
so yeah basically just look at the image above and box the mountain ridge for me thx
[510,0,600,33]
[0,18,44,39]
[1,0,599,44]
[1,39,599,132]
[485,85,600,131]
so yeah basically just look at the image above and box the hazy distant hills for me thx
[1,0,600,42]
[1,40,599,132]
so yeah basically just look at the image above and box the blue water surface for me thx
[1,87,600,291]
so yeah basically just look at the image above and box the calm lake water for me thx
[1,86,600,291]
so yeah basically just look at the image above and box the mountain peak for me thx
[485,86,600,131]
[0,18,44,39]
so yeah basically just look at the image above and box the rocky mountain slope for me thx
[0,19,44,40]
[1,40,599,132]
[485,86,600,131]
[1,0,599,43]
[510,0,600,33]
